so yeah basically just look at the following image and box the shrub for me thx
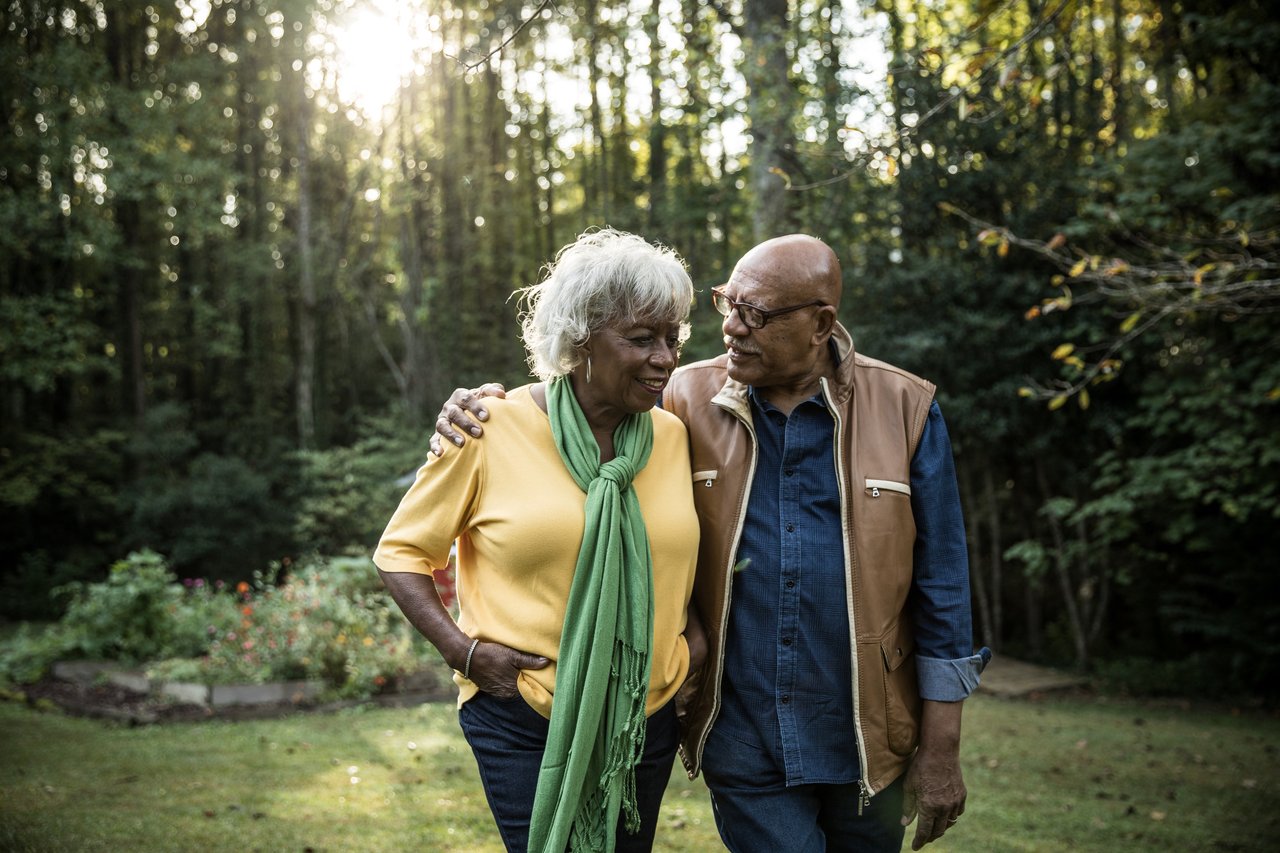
[1,551,450,701]
[290,416,427,558]
[183,558,437,696]
[56,549,209,664]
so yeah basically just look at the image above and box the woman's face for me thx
[578,319,682,421]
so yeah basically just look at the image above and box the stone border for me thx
[51,660,325,709]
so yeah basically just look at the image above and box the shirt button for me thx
[785,469,795,477]
[782,637,793,646]
[785,523,795,533]
[781,695,791,704]
[786,580,795,589]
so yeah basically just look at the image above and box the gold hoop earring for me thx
[586,356,592,383]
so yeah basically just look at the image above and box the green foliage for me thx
[150,557,436,696]
[55,550,206,665]
[0,428,126,618]
[0,552,440,700]
[0,293,107,394]
[290,417,428,557]
[121,403,291,580]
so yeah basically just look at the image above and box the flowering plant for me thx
[1,550,450,701]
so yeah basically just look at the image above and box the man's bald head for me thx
[728,234,842,310]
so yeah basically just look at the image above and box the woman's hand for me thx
[430,384,508,456]
[466,640,550,700]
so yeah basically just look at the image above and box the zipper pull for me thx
[871,487,880,497]
[857,780,871,815]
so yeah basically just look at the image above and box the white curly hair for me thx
[518,228,694,380]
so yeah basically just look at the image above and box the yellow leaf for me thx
[1018,387,1034,398]
[1046,233,1066,251]
[1051,343,1075,360]
[1024,305,1041,320]
[885,156,898,177]
[1069,258,1088,277]
[1048,395,1068,411]
[1239,229,1250,247]
[1065,355,1085,369]
[1193,263,1214,285]
[1050,274,1065,287]
[768,166,791,189]
[1103,261,1129,276]
[1078,389,1090,410]
[977,229,1000,246]
[997,237,1010,257]
[1119,312,1141,334]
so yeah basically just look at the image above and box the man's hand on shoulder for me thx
[429,383,507,456]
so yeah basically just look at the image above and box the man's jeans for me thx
[702,724,906,853]
[459,690,678,852]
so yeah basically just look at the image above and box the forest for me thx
[1,0,1277,698]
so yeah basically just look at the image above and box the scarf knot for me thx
[598,456,639,490]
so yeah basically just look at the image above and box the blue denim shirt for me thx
[711,389,984,786]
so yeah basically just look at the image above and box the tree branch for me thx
[445,0,558,72]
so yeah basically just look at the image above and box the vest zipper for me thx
[821,377,873,799]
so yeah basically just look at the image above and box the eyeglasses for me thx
[711,287,828,330]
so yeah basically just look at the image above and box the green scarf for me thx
[526,376,656,853]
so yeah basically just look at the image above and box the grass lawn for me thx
[1,691,1278,852]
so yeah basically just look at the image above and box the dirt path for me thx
[977,655,1090,698]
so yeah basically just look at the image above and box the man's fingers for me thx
[900,785,918,826]
[911,813,943,851]
[433,414,466,447]
[444,402,484,437]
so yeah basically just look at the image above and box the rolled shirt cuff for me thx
[917,647,992,702]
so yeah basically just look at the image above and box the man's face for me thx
[719,272,825,390]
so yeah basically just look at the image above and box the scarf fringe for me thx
[565,639,648,850]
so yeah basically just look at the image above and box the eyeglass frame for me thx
[710,286,828,330]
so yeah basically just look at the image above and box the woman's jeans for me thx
[459,690,679,852]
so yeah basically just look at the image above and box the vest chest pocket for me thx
[865,478,911,499]
[693,470,718,489]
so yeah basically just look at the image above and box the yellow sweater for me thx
[374,384,699,718]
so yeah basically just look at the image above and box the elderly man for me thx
[434,234,988,852]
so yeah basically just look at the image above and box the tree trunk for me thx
[983,465,1005,646]
[291,45,317,450]
[1035,459,1089,670]
[961,463,996,650]
[743,0,792,241]
[645,0,667,231]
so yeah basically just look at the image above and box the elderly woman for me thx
[373,228,702,853]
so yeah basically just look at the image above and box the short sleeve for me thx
[372,440,484,575]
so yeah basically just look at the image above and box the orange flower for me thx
[241,605,253,616]
[236,581,250,594]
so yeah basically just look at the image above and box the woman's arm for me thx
[378,569,549,700]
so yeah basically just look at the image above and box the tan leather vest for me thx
[664,324,935,796]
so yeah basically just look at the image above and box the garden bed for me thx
[16,662,454,725]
